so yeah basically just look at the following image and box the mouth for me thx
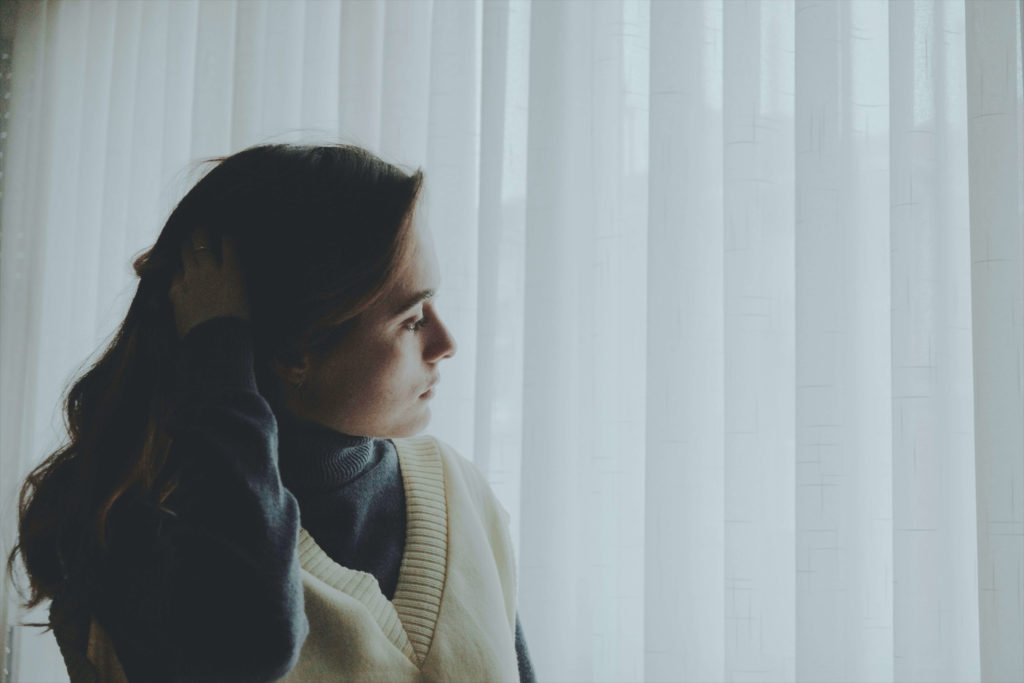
[420,377,440,398]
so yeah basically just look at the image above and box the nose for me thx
[429,311,457,361]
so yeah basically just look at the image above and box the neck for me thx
[275,411,377,491]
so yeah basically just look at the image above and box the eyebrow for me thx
[392,288,436,317]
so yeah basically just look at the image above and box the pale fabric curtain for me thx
[1,1,1022,682]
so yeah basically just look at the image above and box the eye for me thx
[403,316,429,333]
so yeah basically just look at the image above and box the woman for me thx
[9,143,535,682]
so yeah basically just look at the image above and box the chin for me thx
[381,407,431,439]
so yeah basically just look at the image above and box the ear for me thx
[270,353,310,389]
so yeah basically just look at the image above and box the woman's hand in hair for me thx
[169,229,250,340]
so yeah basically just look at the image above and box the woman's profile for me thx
[8,143,535,682]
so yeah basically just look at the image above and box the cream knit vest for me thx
[85,434,521,682]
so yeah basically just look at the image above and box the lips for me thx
[421,376,440,396]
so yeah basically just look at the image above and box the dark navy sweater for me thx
[70,316,535,682]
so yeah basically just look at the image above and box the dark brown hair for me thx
[7,142,423,620]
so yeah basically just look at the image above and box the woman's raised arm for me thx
[91,232,308,682]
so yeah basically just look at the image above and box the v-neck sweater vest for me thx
[86,434,520,682]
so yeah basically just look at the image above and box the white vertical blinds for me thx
[1,1,1021,681]
[965,2,1024,682]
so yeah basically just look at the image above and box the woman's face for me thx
[280,224,457,437]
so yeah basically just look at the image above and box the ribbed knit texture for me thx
[294,435,447,667]
[276,411,408,599]
[386,436,447,665]
[297,530,417,661]
[280,433,522,682]
[277,415,378,489]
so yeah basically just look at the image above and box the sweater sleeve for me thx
[91,316,308,682]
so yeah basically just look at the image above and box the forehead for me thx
[379,227,440,313]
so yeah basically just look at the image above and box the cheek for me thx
[354,336,420,398]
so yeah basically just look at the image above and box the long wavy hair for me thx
[7,143,424,623]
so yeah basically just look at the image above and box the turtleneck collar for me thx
[275,412,379,491]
